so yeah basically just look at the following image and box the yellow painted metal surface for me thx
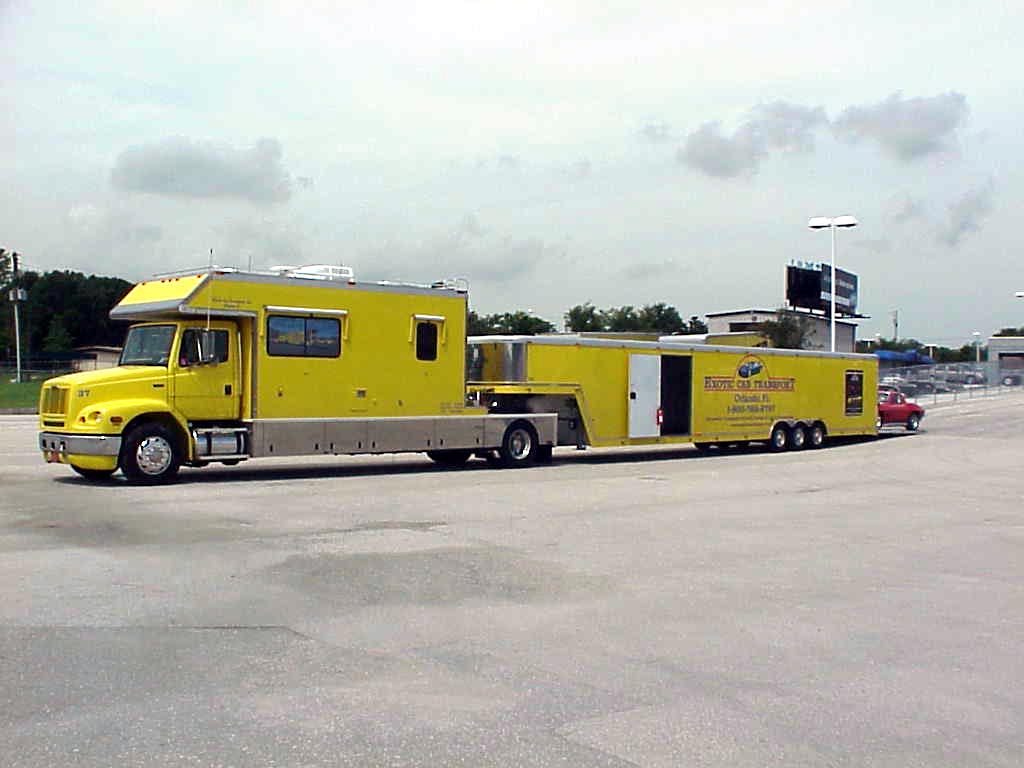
[471,339,878,446]
[178,276,469,419]
[115,274,207,308]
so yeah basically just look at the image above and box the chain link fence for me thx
[878,360,1021,404]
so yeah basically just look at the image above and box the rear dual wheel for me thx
[498,421,539,468]
[770,422,826,452]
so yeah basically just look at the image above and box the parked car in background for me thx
[1001,372,1022,386]
[877,389,925,431]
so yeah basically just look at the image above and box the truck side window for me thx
[416,321,438,361]
[179,329,229,366]
[267,315,340,358]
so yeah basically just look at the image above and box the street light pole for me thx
[973,331,981,363]
[808,215,858,352]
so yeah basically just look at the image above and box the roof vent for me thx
[270,264,355,282]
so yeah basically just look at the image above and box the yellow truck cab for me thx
[38,265,555,483]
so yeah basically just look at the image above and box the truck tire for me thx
[497,421,539,467]
[790,424,807,450]
[120,423,182,484]
[809,423,826,449]
[426,449,473,467]
[769,423,789,452]
[906,413,921,432]
[71,466,116,482]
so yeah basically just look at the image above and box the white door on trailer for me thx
[628,354,661,438]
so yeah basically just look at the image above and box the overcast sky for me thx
[2,0,1021,344]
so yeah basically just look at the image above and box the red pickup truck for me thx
[877,389,924,431]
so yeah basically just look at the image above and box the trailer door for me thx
[628,354,661,438]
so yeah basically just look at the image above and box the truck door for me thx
[628,354,661,438]
[171,323,241,421]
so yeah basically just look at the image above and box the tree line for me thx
[469,302,708,336]
[1,250,133,362]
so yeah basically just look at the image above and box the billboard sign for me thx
[786,262,858,316]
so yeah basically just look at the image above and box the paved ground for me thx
[2,395,1023,767]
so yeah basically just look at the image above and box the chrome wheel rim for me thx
[508,428,532,460]
[792,428,805,448]
[136,436,173,476]
[772,428,786,448]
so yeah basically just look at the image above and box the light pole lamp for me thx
[808,215,858,352]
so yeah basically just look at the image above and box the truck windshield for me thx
[119,325,176,366]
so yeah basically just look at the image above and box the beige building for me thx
[704,309,858,353]
[72,346,122,371]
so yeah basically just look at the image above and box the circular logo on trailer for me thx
[736,354,766,379]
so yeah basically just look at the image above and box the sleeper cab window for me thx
[267,315,341,358]
[416,321,439,361]
[179,328,229,366]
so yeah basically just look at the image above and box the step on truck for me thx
[37,265,555,482]
[466,335,879,452]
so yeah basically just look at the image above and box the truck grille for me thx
[41,385,69,416]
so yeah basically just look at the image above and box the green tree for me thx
[601,305,643,332]
[42,315,73,352]
[468,311,556,335]
[489,311,556,335]
[467,310,496,335]
[637,302,684,334]
[684,315,708,334]
[564,302,604,332]
[757,309,810,349]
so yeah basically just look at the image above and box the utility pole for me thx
[891,309,899,340]
[9,252,24,383]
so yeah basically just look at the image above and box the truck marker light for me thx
[110,416,123,424]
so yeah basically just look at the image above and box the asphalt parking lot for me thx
[2,394,1023,767]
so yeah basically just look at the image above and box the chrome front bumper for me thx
[39,432,122,457]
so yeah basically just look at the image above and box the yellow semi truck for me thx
[467,335,878,452]
[37,265,555,482]
[37,264,878,483]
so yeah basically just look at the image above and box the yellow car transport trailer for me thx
[467,335,878,452]
[37,266,554,483]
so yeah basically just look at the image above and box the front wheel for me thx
[120,423,182,484]
[906,413,921,432]
[497,421,539,467]
[71,465,116,482]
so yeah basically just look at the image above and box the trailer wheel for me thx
[497,421,539,467]
[790,424,807,450]
[906,413,921,432]
[120,423,182,484]
[809,423,826,449]
[426,449,473,468]
[769,423,789,452]
[71,466,116,482]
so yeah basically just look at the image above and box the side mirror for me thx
[198,330,218,364]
